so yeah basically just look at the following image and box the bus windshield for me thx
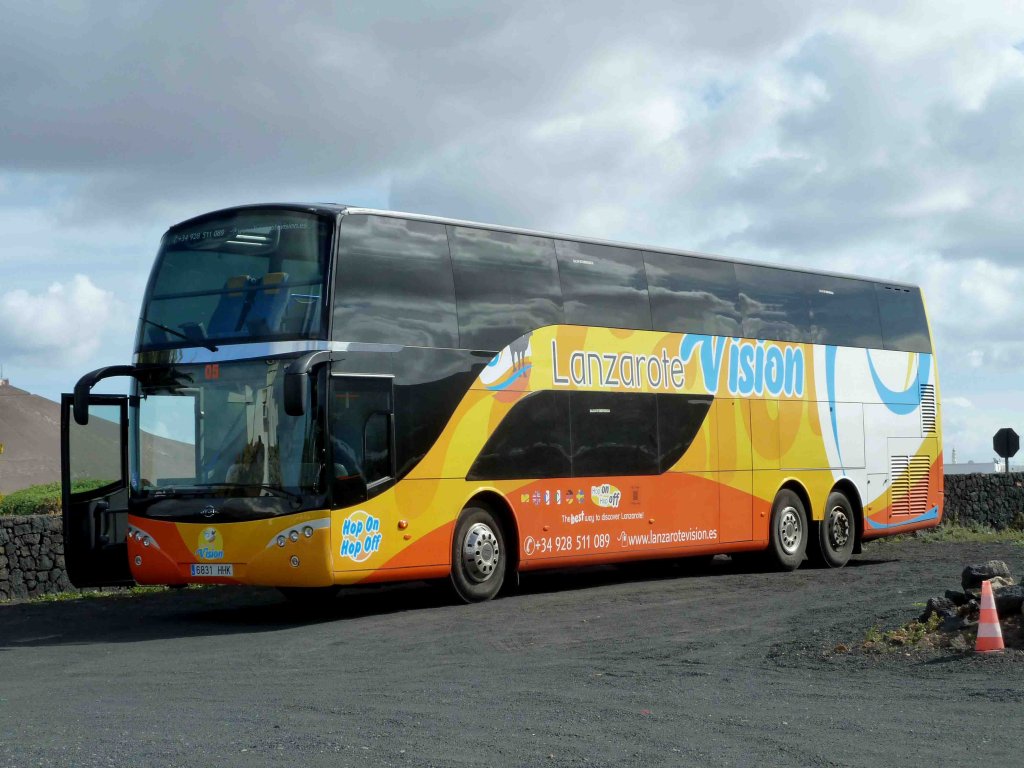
[140,209,332,349]
[133,360,323,500]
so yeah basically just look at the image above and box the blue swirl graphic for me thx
[825,346,844,474]
[865,505,939,530]
[866,351,932,416]
[485,364,533,391]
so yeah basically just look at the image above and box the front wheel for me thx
[768,489,807,571]
[809,491,856,568]
[450,506,506,603]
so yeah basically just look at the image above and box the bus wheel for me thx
[450,506,506,603]
[768,489,807,571]
[810,492,856,568]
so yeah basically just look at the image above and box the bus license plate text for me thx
[190,564,234,577]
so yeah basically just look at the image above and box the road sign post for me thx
[993,427,1020,473]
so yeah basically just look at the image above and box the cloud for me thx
[2,1,1024,463]
[942,396,973,409]
[0,275,129,365]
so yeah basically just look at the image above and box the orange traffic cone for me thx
[975,579,1005,653]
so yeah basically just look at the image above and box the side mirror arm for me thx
[73,365,148,425]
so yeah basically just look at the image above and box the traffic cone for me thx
[975,579,1005,653]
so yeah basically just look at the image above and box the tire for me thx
[768,489,808,571]
[809,491,856,568]
[450,506,506,603]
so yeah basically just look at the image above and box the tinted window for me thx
[644,251,741,336]
[657,394,714,472]
[329,376,393,506]
[806,275,883,348]
[144,210,331,348]
[391,348,484,479]
[876,285,931,352]
[467,391,571,480]
[735,264,813,343]
[556,241,652,330]
[333,215,458,348]
[448,226,563,350]
[571,392,658,477]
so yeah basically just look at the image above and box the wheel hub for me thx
[778,506,802,554]
[462,522,500,583]
[828,506,851,549]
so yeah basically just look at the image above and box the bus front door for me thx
[60,394,134,587]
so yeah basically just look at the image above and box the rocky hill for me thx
[0,381,62,495]
[0,379,214,496]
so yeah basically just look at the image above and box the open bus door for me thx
[60,393,134,587]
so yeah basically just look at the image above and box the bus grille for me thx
[920,384,936,434]
[891,454,931,515]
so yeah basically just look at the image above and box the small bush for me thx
[0,479,109,516]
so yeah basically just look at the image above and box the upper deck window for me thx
[876,284,932,353]
[141,210,331,349]
[645,251,741,336]
[735,264,814,344]
[448,226,563,351]
[333,215,459,348]
[555,240,652,330]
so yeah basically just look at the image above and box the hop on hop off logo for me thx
[340,510,383,563]
[591,484,622,509]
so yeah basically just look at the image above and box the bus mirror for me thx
[283,350,335,417]
[72,364,143,425]
[73,387,91,425]
[284,371,308,417]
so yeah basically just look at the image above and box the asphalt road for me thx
[1,539,1022,768]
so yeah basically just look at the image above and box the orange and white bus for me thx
[62,205,942,602]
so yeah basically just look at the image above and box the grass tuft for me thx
[875,522,1024,546]
[0,479,111,516]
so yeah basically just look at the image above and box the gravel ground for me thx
[0,539,1022,768]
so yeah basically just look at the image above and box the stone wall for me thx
[943,472,1024,531]
[0,514,73,601]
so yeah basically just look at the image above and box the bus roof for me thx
[168,202,920,291]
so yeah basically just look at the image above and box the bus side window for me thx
[363,412,392,486]
[333,215,459,348]
[555,241,652,331]
[467,390,571,480]
[644,251,741,336]
[570,392,658,477]
[735,264,814,344]
[657,394,714,472]
[876,285,931,353]
[806,275,883,348]
[449,226,563,351]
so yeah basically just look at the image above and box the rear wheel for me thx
[768,489,807,571]
[810,491,856,568]
[450,506,506,603]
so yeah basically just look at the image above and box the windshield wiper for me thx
[200,482,304,503]
[142,318,218,352]
[146,483,302,504]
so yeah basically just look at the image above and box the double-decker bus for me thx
[62,204,942,602]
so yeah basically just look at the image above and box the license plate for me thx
[190,563,234,577]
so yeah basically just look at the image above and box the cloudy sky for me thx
[2,0,1023,462]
